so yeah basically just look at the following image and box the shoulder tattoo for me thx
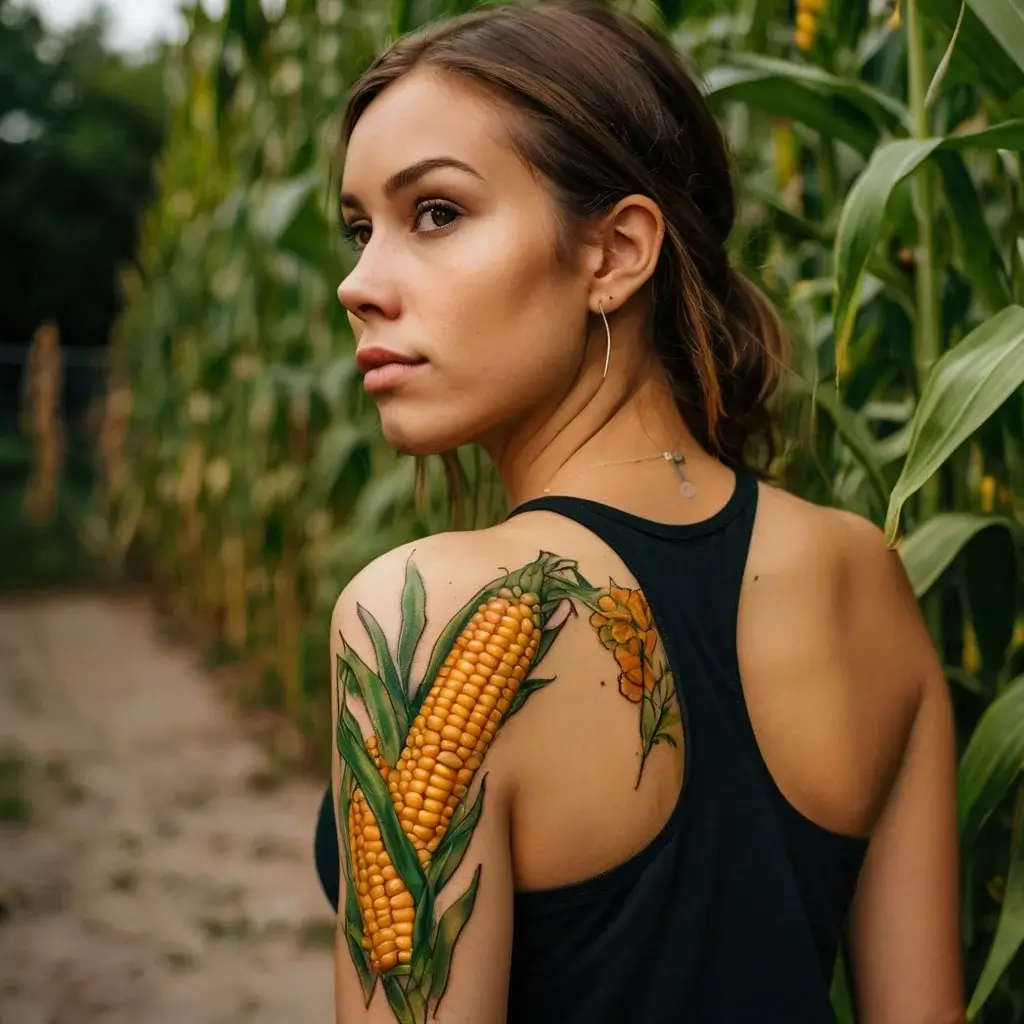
[335,551,679,1020]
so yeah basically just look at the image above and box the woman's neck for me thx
[487,369,719,511]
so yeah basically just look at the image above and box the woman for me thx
[316,2,964,1021]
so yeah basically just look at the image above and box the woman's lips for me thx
[362,360,427,394]
[356,345,428,395]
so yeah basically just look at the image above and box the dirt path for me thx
[0,594,334,1023]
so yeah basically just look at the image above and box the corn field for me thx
[87,0,1024,1018]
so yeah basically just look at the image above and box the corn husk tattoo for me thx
[335,552,679,1022]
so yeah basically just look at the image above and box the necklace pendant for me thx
[666,451,697,499]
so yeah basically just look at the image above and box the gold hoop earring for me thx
[598,300,611,380]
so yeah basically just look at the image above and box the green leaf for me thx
[936,152,1012,315]
[704,64,888,157]
[798,382,890,513]
[410,878,436,991]
[833,123,1024,371]
[398,554,428,692]
[730,53,911,132]
[925,0,968,109]
[507,677,557,720]
[380,974,421,1024]
[338,643,405,768]
[920,0,1024,100]
[308,423,371,507]
[967,784,1024,1020]
[967,0,1024,77]
[897,514,1018,596]
[251,171,321,246]
[356,604,409,737]
[336,691,427,903]
[958,674,1024,844]
[884,306,1024,544]
[225,0,268,62]
[427,866,482,1012]
[428,777,488,894]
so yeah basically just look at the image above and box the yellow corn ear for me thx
[348,735,415,972]
[390,588,542,864]
[979,475,997,513]
[794,0,825,50]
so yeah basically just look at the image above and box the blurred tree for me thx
[0,0,167,351]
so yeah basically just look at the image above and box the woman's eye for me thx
[341,223,371,249]
[415,203,460,233]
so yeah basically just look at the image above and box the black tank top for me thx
[314,468,868,1021]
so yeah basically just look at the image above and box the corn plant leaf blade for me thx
[307,423,371,508]
[833,123,1024,375]
[356,604,409,737]
[884,306,1024,544]
[704,65,884,157]
[796,382,890,512]
[336,688,426,901]
[834,139,943,372]
[338,640,405,767]
[958,674,1024,844]
[251,171,321,245]
[967,0,1024,77]
[967,784,1024,1019]
[920,0,1024,100]
[897,513,1018,596]
[398,554,428,693]
[925,0,968,109]
[427,865,482,1012]
[936,152,1012,315]
[726,53,911,131]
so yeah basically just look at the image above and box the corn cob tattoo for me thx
[389,588,541,863]
[335,553,678,1022]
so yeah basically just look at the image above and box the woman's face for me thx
[337,70,593,457]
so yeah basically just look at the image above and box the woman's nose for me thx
[337,250,401,322]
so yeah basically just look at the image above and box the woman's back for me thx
[326,462,960,1021]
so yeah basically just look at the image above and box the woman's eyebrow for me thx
[340,156,483,210]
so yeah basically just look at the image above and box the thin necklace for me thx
[542,450,698,498]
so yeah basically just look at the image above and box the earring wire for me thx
[598,300,611,380]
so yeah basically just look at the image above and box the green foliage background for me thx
[85,0,1024,1018]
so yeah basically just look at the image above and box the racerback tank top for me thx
[314,468,868,1021]
[502,468,867,1022]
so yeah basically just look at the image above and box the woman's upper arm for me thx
[330,542,514,1024]
[844,521,965,1024]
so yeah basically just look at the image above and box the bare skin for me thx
[333,68,964,1024]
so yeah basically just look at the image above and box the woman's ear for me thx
[585,195,665,313]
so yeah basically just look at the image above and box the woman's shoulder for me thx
[740,482,935,835]
[331,520,546,627]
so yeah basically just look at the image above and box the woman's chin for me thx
[380,416,470,459]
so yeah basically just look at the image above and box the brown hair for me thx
[342,0,786,473]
